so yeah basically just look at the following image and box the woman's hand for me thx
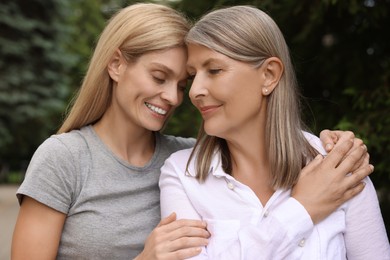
[292,131,374,224]
[135,213,209,260]
[319,130,369,171]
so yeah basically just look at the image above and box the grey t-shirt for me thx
[17,125,195,259]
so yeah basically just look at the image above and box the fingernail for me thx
[369,164,374,172]
[363,144,367,151]
[315,154,323,160]
[325,144,332,151]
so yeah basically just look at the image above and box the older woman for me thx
[160,5,388,259]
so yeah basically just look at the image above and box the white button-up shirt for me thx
[159,133,390,259]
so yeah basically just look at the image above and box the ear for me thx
[107,49,125,83]
[259,57,283,96]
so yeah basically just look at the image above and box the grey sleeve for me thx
[17,137,78,214]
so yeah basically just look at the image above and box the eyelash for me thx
[208,69,222,75]
[153,77,165,84]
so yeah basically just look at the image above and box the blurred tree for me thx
[64,0,148,99]
[0,0,74,173]
[65,0,107,98]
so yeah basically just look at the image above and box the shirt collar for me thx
[186,148,228,178]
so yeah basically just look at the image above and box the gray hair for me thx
[186,5,318,189]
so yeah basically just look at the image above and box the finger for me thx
[162,219,208,234]
[333,130,355,143]
[341,164,373,194]
[348,148,369,173]
[158,212,177,227]
[322,138,354,168]
[167,224,210,242]
[168,236,208,252]
[319,129,336,152]
[336,144,366,175]
[167,247,203,260]
[320,130,355,152]
[342,182,366,201]
[359,152,370,169]
[352,138,364,149]
[350,164,374,182]
[342,137,365,159]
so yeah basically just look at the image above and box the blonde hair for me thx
[186,5,318,189]
[58,3,190,133]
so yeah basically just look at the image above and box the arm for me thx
[345,178,390,258]
[11,137,81,259]
[12,196,66,260]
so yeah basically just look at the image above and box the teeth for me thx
[145,102,167,115]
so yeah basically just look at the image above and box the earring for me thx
[264,88,268,94]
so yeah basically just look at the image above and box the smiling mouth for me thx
[145,102,167,115]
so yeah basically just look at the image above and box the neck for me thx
[93,109,155,167]
[226,129,274,206]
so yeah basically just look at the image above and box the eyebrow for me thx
[150,62,175,75]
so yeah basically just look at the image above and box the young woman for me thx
[12,3,373,260]
[159,5,389,259]
[12,4,208,259]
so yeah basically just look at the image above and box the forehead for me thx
[139,47,188,76]
[186,43,234,68]
[187,44,216,61]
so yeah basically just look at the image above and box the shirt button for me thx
[298,239,305,247]
[227,182,235,190]
[263,210,269,217]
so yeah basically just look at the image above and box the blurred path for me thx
[0,185,19,260]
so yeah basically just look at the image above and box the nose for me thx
[161,84,180,106]
[189,74,207,101]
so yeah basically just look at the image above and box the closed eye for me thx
[209,69,222,75]
[153,77,165,84]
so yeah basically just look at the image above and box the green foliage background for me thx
[0,0,388,237]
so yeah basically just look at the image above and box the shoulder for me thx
[32,128,91,166]
[159,134,195,153]
[302,131,326,155]
[160,147,194,179]
[53,127,90,150]
[164,147,194,168]
[18,128,92,211]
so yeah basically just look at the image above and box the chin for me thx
[148,125,164,132]
[140,120,163,132]
[204,125,221,138]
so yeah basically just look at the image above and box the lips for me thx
[198,105,221,116]
[145,102,168,115]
